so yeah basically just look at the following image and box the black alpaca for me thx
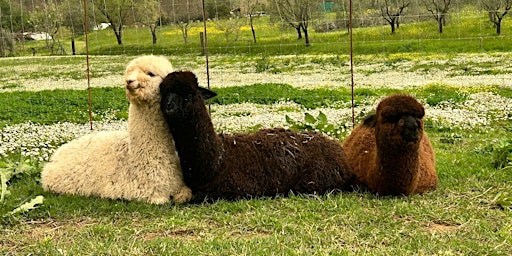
[160,71,354,201]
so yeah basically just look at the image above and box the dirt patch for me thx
[424,222,459,234]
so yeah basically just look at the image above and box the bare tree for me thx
[134,0,160,44]
[164,0,203,44]
[380,0,410,34]
[90,0,134,45]
[422,0,452,34]
[270,0,319,46]
[28,0,64,54]
[331,0,350,32]
[242,0,265,43]
[213,17,243,43]
[482,0,512,35]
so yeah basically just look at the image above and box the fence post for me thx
[200,32,205,55]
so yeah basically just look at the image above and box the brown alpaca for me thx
[342,94,437,195]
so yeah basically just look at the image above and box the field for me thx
[1,10,512,255]
[1,51,511,255]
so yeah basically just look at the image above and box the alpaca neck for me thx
[373,144,420,195]
[169,106,222,190]
[128,104,173,155]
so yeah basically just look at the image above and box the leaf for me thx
[9,195,45,215]
[317,111,328,126]
[323,124,335,132]
[285,115,298,126]
[304,113,316,124]
[0,164,15,203]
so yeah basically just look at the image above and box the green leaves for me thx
[491,136,512,170]
[285,111,346,139]
[1,158,44,217]
[8,195,45,215]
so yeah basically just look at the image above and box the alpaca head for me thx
[160,71,217,124]
[375,94,425,150]
[124,55,173,105]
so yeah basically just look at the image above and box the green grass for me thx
[1,129,511,254]
[1,80,511,254]
[2,10,512,253]
[4,84,511,127]
[13,9,512,57]
[0,88,128,128]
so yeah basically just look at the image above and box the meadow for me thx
[1,9,512,255]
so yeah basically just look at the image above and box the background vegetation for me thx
[0,0,511,57]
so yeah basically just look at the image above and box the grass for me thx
[4,84,511,128]
[0,88,128,128]
[12,8,512,57]
[1,9,512,254]
[1,129,511,254]
[1,80,511,254]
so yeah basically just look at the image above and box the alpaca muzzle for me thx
[126,80,140,92]
[163,96,179,116]
[401,116,420,142]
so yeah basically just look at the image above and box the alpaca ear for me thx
[198,87,217,100]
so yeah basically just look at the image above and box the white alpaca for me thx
[41,55,192,204]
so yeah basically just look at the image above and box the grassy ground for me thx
[1,11,512,254]
[1,80,511,254]
[13,8,512,57]
[1,130,511,255]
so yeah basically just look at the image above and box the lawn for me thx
[12,6,512,57]
[1,8,512,253]
[1,51,511,255]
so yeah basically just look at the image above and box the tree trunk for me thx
[151,25,157,44]
[437,17,443,34]
[115,32,122,45]
[390,22,396,34]
[302,24,310,46]
[114,26,123,45]
[71,38,76,55]
[250,15,256,43]
[295,25,302,39]
[183,28,188,44]
[496,20,502,35]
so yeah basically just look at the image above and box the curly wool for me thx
[342,94,438,196]
[160,71,354,202]
[41,55,192,204]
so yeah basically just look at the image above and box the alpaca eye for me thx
[147,72,156,77]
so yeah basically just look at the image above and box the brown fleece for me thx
[342,94,437,196]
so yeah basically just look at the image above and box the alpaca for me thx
[41,55,192,204]
[159,71,354,202]
[342,94,438,196]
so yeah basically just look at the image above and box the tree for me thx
[422,0,452,34]
[3,0,37,36]
[90,0,135,45]
[331,0,350,32]
[0,28,14,56]
[379,0,410,34]
[134,0,160,44]
[213,17,243,43]
[164,0,203,44]
[28,0,64,54]
[270,0,319,46]
[481,0,512,35]
[242,0,265,43]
